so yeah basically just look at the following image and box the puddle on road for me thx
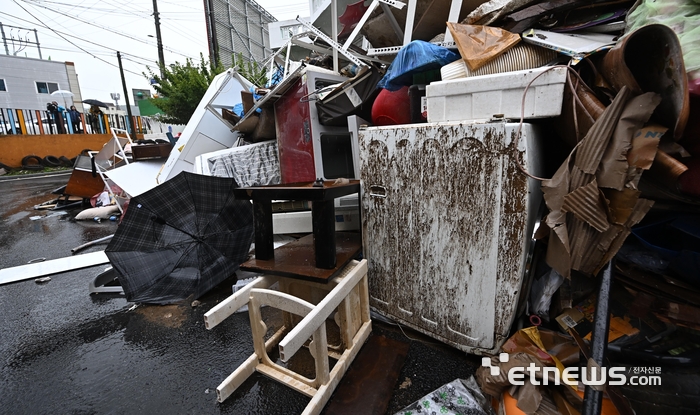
[135,304,188,328]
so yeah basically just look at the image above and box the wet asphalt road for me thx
[0,173,478,415]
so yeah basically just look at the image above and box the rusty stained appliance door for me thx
[359,121,545,355]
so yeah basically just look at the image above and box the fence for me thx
[0,107,153,136]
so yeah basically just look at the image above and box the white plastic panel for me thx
[426,67,567,123]
[158,69,249,183]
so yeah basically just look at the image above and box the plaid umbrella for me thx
[105,171,254,304]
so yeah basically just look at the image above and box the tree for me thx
[233,52,268,87]
[145,54,224,125]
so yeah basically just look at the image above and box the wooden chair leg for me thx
[207,260,372,415]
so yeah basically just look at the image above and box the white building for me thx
[0,54,83,111]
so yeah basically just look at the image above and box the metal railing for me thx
[0,107,151,136]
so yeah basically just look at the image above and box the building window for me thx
[0,79,6,92]
[280,24,302,40]
[36,81,59,94]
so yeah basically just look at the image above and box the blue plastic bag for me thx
[232,103,245,117]
[377,40,460,91]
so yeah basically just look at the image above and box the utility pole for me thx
[33,28,42,59]
[0,23,9,55]
[203,0,219,68]
[117,51,136,137]
[152,0,165,78]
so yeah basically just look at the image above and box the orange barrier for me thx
[0,130,149,168]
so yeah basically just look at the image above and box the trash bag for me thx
[316,65,384,126]
[393,376,495,415]
[377,40,460,91]
[446,23,520,71]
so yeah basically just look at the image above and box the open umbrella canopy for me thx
[51,89,74,107]
[82,99,109,108]
[105,171,254,304]
[51,89,74,98]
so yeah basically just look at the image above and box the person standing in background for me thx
[89,105,103,133]
[47,101,65,134]
[69,105,82,133]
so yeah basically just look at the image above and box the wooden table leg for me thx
[253,200,274,260]
[312,199,336,269]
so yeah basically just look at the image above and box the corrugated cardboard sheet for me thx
[542,87,662,277]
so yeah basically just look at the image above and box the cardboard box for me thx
[555,307,585,332]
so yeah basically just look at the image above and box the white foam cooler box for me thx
[426,66,567,123]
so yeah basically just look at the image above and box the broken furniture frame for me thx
[367,0,463,56]
[203,70,255,130]
[296,17,367,69]
[340,0,406,51]
[203,259,371,415]
[88,128,133,213]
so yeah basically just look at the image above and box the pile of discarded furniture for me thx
[5,0,700,414]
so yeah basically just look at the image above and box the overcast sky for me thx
[1,0,309,108]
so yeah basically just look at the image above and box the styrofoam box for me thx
[426,66,567,123]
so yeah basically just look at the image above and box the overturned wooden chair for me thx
[203,259,371,415]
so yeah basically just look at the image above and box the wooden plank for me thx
[302,321,372,415]
[64,168,107,199]
[241,233,362,283]
[322,334,410,415]
[216,353,258,402]
[278,260,368,361]
[216,326,287,402]
[203,276,278,329]
[233,180,360,202]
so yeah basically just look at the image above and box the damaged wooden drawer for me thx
[132,143,173,160]
[426,66,567,122]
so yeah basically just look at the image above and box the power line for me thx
[1,10,200,76]
[25,0,151,17]
[11,0,144,76]
[0,10,159,65]
[19,0,200,60]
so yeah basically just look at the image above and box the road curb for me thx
[0,170,72,182]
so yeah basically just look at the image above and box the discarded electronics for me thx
[275,65,359,183]
[360,120,545,355]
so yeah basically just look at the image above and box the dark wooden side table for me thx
[233,180,361,271]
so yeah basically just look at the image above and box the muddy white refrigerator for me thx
[359,120,545,355]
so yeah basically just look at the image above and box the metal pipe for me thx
[331,0,338,73]
[582,260,613,415]
[72,234,114,254]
